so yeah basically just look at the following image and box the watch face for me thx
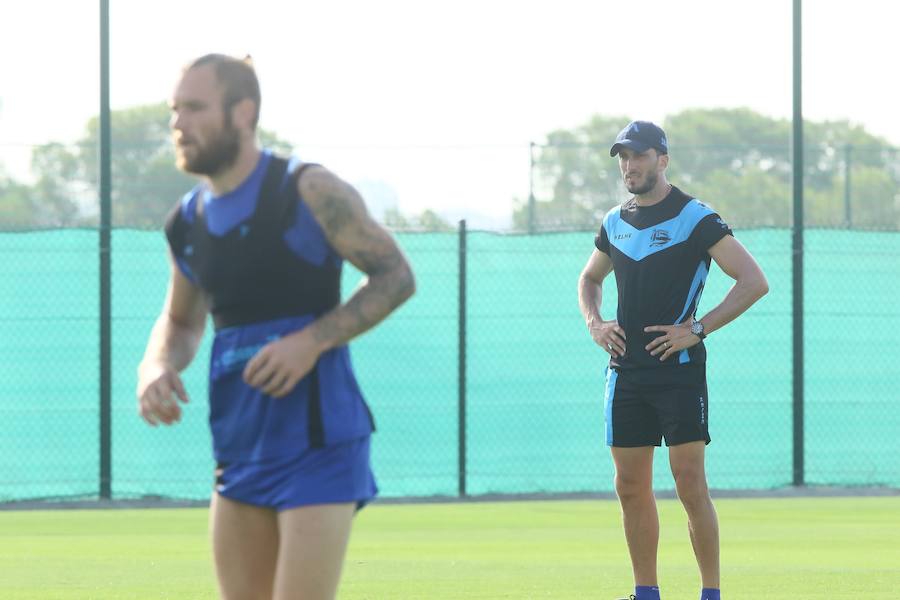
[692,322,703,335]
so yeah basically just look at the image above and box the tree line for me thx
[1,105,897,231]
[0,103,450,231]
[515,108,899,231]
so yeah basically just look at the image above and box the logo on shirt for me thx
[215,335,282,373]
[614,233,632,240]
[649,229,671,247]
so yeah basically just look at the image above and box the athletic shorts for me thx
[604,363,710,447]
[214,436,378,511]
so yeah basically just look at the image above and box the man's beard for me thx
[625,170,658,195]
[178,121,241,176]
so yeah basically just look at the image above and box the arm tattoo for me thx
[301,169,416,349]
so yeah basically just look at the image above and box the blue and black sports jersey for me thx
[595,185,733,370]
[164,150,374,462]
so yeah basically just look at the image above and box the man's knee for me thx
[673,467,709,507]
[615,471,653,504]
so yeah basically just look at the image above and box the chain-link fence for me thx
[1,224,898,502]
[2,133,899,502]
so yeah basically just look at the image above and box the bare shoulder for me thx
[296,165,367,235]
[296,164,408,276]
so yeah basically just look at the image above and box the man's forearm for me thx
[699,275,768,335]
[310,264,415,352]
[139,315,205,374]
[578,275,603,327]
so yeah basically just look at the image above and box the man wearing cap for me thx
[577,121,769,600]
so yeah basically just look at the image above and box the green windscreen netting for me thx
[0,229,897,501]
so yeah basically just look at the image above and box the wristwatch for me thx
[690,320,706,340]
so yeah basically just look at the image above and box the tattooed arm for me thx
[301,165,416,347]
[242,165,416,397]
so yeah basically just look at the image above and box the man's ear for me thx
[231,97,257,131]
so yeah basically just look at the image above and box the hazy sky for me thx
[2,0,897,227]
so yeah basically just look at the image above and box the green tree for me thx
[0,148,84,229]
[0,158,84,229]
[383,207,411,230]
[383,207,452,232]
[518,115,630,230]
[0,169,37,229]
[664,108,792,188]
[520,108,899,230]
[30,102,294,228]
[819,165,900,229]
[416,209,453,232]
[688,166,789,228]
[29,142,96,227]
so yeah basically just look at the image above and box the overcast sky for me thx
[2,0,897,227]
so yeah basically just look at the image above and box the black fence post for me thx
[99,0,112,501]
[792,0,805,488]
[458,219,467,497]
[528,142,536,234]
[844,144,853,229]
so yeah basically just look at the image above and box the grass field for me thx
[1,496,898,599]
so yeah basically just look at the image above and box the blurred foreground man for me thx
[137,54,415,600]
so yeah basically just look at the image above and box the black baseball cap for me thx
[609,120,668,157]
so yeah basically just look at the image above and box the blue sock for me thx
[635,585,661,600]
[700,588,720,600]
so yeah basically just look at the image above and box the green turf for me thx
[1,497,898,599]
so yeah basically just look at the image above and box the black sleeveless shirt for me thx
[164,156,341,330]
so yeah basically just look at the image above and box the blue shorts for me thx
[214,436,378,511]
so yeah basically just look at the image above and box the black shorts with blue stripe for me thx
[604,363,710,448]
